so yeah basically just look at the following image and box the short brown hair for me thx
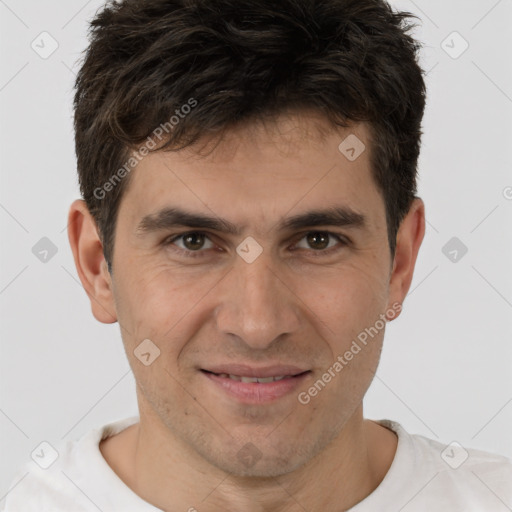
[73,0,426,271]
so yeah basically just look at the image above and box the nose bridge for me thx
[215,249,299,349]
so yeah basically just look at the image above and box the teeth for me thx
[216,373,291,383]
[253,376,275,383]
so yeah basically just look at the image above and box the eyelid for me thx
[290,230,349,256]
[164,231,217,258]
[164,230,349,257]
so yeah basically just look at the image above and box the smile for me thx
[200,369,311,403]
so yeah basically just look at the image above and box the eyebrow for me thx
[135,206,366,237]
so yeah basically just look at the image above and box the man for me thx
[3,0,511,510]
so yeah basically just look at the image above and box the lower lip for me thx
[201,370,310,404]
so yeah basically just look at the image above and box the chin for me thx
[199,436,316,479]
[221,454,305,479]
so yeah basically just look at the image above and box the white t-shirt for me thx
[2,416,511,511]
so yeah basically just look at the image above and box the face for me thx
[99,112,411,477]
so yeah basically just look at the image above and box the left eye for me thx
[293,231,345,253]
[164,231,347,257]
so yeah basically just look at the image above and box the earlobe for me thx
[386,198,425,320]
[67,199,117,324]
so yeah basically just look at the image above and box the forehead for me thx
[118,113,384,235]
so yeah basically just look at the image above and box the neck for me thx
[103,402,397,511]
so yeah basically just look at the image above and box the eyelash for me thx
[163,231,349,259]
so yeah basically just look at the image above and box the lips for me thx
[199,363,311,403]
[200,363,309,379]
[207,373,292,383]
[201,368,311,403]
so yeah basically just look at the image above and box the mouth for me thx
[202,371,301,383]
[200,368,311,403]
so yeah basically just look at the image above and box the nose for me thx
[214,248,301,350]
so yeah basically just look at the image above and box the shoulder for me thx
[1,441,95,512]
[1,416,141,512]
[381,419,512,507]
[416,431,512,498]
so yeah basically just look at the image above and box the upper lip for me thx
[201,364,310,378]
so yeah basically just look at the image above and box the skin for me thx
[68,110,425,511]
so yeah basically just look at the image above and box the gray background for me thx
[1,0,511,500]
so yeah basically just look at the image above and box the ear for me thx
[67,199,117,324]
[386,198,425,320]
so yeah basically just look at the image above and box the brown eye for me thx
[181,232,207,251]
[165,231,215,257]
[294,231,346,253]
[306,232,330,250]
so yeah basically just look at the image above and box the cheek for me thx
[295,260,388,341]
[113,264,220,353]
